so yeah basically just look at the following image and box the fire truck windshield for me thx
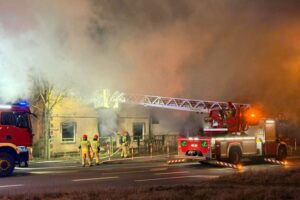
[1,112,31,129]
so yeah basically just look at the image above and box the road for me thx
[0,157,299,195]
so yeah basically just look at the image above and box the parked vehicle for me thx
[0,101,33,176]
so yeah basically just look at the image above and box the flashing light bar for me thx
[18,101,28,106]
[0,105,12,109]
[188,137,200,140]
[265,119,275,124]
[0,100,29,109]
[13,100,29,107]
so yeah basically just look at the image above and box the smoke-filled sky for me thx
[0,0,300,120]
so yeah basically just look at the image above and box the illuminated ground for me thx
[0,157,299,197]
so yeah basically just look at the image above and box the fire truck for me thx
[113,93,288,164]
[177,106,288,164]
[0,101,33,176]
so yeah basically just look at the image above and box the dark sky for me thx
[0,0,299,120]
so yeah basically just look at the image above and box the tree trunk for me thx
[43,109,50,160]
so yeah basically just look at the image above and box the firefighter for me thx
[120,130,131,158]
[79,134,92,167]
[225,102,236,118]
[91,134,101,165]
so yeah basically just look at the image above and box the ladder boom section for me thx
[112,93,250,113]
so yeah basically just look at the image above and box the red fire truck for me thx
[113,93,288,164]
[0,101,33,176]
[177,105,288,164]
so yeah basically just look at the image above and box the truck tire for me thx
[0,153,15,177]
[276,145,287,161]
[229,147,241,164]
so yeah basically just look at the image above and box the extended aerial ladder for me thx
[111,92,252,132]
[111,92,250,114]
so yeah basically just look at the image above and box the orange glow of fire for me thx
[244,108,262,125]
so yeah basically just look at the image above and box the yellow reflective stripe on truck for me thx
[0,143,20,154]
[215,137,256,141]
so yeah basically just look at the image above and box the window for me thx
[61,121,76,143]
[15,112,30,128]
[1,112,16,125]
[133,122,144,140]
[1,112,30,128]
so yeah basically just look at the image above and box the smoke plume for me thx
[0,0,300,123]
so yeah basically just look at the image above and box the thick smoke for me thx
[98,108,118,136]
[0,0,300,123]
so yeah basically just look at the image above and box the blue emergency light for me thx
[17,100,28,107]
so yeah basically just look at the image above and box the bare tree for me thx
[31,74,66,159]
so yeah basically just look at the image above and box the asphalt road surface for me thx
[0,157,299,195]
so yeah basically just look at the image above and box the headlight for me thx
[191,144,198,147]
[16,146,28,152]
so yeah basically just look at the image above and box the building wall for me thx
[118,104,150,136]
[50,98,99,155]
[33,98,177,156]
[50,117,99,154]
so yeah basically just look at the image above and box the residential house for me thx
[31,96,178,157]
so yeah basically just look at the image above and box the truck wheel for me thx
[229,147,241,164]
[277,146,287,161]
[0,153,15,177]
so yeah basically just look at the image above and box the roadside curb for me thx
[29,155,172,165]
[30,160,80,164]
[101,155,169,164]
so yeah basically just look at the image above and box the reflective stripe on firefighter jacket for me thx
[80,140,91,151]
[122,136,127,143]
[91,140,100,153]
[120,136,129,145]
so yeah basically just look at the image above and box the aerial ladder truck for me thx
[112,93,288,165]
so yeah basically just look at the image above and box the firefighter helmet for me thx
[82,134,88,139]
[93,134,99,139]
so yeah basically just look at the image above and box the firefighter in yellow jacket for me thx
[120,131,131,158]
[91,134,100,165]
[79,134,92,167]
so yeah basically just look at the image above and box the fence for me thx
[41,136,300,159]
[99,134,178,157]
[49,134,178,159]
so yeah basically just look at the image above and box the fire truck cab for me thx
[177,104,288,164]
[0,101,33,177]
